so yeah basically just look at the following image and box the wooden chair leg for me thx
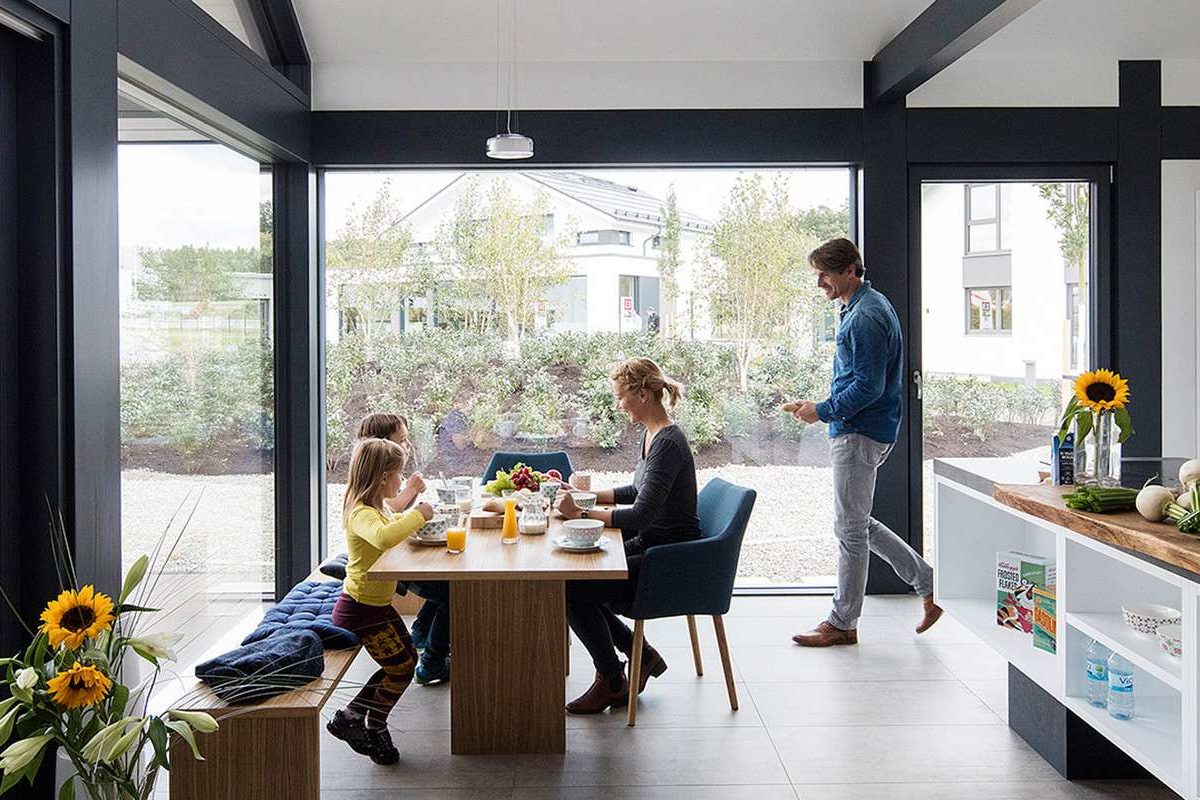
[686,614,704,676]
[565,621,571,676]
[712,614,738,712]
[626,619,644,727]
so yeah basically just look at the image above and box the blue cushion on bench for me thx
[241,580,359,649]
[196,629,325,704]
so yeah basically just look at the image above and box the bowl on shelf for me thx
[1157,623,1183,658]
[1120,603,1182,636]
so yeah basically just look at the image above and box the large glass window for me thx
[322,168,852,587]
[119,134,273,664]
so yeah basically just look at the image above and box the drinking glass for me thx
[446,526,467,554]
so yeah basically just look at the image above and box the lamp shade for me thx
[486,132,534,160]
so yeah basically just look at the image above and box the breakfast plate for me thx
[551,536,607,553]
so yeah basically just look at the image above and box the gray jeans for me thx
[828,433,934,630]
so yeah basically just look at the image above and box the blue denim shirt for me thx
[815,281,904,444]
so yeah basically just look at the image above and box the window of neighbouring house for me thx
[545,275,587,332]
[965,184,1007,254]
[577,229,631,246]
[966,286,1013,333]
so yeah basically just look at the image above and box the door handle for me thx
[912,370,922,401]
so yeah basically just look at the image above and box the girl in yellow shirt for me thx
[328,437,433,764]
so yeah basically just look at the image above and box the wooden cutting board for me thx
[468,509,504,529]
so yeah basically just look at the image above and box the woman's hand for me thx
[405,472,427,495]
[415,502,435,521]
[556,492,581,519]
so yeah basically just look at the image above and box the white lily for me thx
[105,725,144,761]
[81,717,138,763]
[0,733,55,774]
[168,709,219,734]
[128,632,182,663]
[14,668,37,691]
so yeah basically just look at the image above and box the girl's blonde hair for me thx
[343,438,408,519]
[611,357,683,409]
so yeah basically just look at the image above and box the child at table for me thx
[327,437,433,764]
[355,413,452,686]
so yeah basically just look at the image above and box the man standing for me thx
[789,238,941,646]
[645,306,660,335]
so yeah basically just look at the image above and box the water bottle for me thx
[1085,640,1110,707]
[1107,651,1135,720]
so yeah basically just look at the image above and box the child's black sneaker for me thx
[326,709,371,756]
[362,725,400,765]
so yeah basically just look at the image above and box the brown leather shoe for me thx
[792,621,857,647]
[566,671,630,714]
[619,642,668,695]
[916,594,943,634]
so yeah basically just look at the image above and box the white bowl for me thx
[415,515,450,541]
[1157,624,1183,658]
[571,491,597,510]
[562,518,603,546]
[1121,603,1182,636]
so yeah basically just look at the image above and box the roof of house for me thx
[524,172,712,233]
[402,170,712,234]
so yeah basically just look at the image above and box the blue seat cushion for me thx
[241,580,359,649]
[196,629,325,704]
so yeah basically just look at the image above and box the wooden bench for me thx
[167,570,376,800]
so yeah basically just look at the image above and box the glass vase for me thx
[1083,410,1121,487]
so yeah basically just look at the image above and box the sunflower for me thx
[46,663,112,709]
[1073,369,1130,412]
[39,585,115,649]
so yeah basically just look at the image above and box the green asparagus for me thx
[1063,485,1140,513]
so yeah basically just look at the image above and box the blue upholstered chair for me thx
[619,477,757,726]
[481,451,574,482]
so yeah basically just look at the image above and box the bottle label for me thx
[1110,672,1133,693]
[1086,661,1107,681]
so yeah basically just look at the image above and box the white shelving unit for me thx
[933,469,1200,800]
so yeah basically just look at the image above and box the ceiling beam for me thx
[870,0,1040,103]
[247,0,311,94]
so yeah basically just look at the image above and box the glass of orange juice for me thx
[446,525,467,554]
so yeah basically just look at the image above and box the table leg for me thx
[450,579,566,754]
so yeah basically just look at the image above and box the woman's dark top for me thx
[610,424,700,555]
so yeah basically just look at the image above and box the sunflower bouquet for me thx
[1057,368,1134,486]
[0,515,217,800]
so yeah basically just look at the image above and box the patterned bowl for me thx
[562,518,604,546]
[435,487,458,505]
[1157,624,1183,658]
[571,491,597,510]
[1121,603,1182,637]
[415,515,450,541]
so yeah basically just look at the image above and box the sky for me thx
[117,142,852,250]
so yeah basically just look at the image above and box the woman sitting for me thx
[556,357,700,714]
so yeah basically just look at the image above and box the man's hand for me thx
[791,400,819,424]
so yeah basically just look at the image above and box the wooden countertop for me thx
[993,483,1200,576]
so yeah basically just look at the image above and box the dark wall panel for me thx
[862,62,917,594]
[908,108,1119,163]
[1162,107,1200,159]
[1115,62,1161,457]
[67,0,121,593]
[117,0,309,160]
[312,109,863,166]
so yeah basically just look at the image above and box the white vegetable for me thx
[1136,485,1176,522]
[1179,490,1194,511]
[1180,459,1200,490]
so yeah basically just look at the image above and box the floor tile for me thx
[792,780,1175,799]
[519,787,799,800]
[510,726,791,787]
[923,642,1011,681]
[734,642,956,683]
[749,680,998,727]
[770,723,1061,784]
[320,728,516,789]
[963,678,1009,722]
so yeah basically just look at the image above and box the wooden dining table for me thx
[368,509,628,755]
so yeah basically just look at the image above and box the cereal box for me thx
[1032,585,1057,653]
[996,551,1056,633]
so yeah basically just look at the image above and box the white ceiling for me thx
[295,0,1200,110]
[294,0,933,109]
[911,0,1200,106]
